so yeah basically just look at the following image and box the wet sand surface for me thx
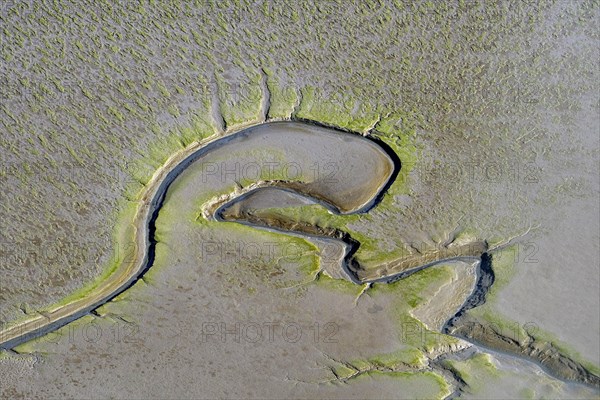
[192,121,396,214]
[0,1,598,398]
[489,194,600,363]
[0,121,396,350]
[1,207,596,398]
[0,205,458,398]
[1,119,598,398]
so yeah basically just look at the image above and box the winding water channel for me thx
[1,121,595,389]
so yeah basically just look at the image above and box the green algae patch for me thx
[121,110,217,202]
[314,272,364,296]
[345,358,372,371]
[263,69,298,119]
[443,352,500,392]
[366,347,428,369]
[330,366,448,393]
[247,205,413,270]
[450,227,481,246]
[0,350,12,360]
[236,202,415,270]
[178,107,221,146]
[369,265,452,306]
[295,86,382,133]
[350,232,415,269]
[216,71,264,130]
[147,133,186,165]
[373,128,419,197]
[295,242,322,278]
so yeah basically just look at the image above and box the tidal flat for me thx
[1,1,599,398]
[2,119,598,398]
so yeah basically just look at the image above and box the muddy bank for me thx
[217,190,600,388]
[215,186,488,284]
[446,315,600,388]
[0,121,397,350]
[443,255,599,388]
